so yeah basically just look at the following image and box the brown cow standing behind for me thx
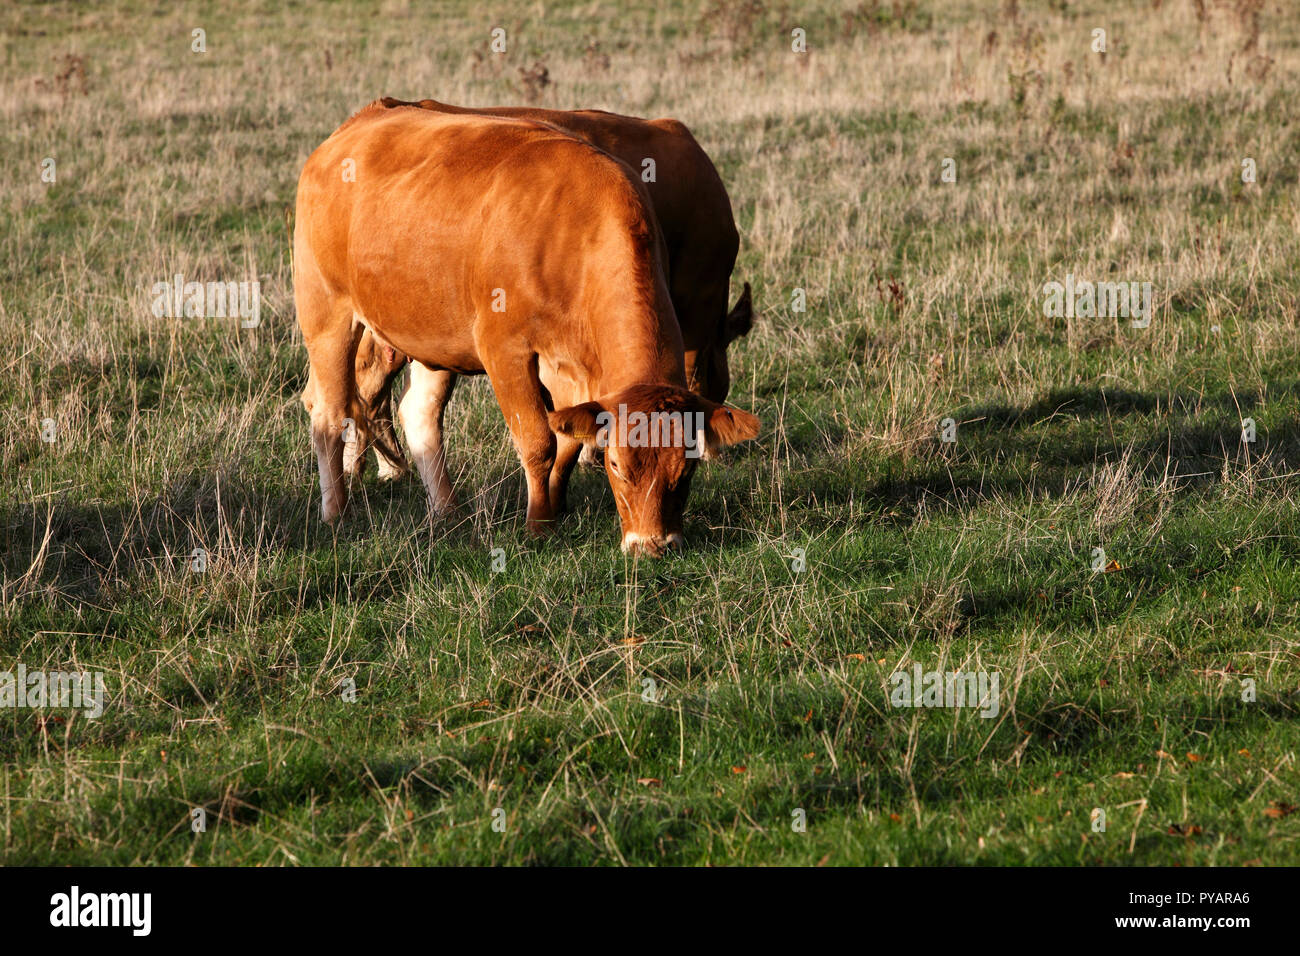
[326,97,753,482]
[295,102,760,555]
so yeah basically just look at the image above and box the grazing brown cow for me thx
[294,102,760,554]
[336,97,753,481]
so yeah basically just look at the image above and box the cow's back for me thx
[295,104,676,377]
[381,98,739,304]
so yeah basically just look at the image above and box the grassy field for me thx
[3,0,1300,865]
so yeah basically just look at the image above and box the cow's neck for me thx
[584,289,686,398]
[589,340,678,396]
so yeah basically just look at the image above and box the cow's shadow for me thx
[767,380,1300,519]
[6,381,1300,602]
[0,456,516,607]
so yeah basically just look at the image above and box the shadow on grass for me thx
[8,381,1300,603]
[770,382,1300,517]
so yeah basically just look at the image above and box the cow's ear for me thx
[549,401,606,442]
[703,402,760,450]
[725,282,753,343]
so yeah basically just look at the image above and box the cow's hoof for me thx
[429,492,457,517]
[525,517,557,537]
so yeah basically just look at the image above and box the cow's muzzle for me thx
[621,531,685,558]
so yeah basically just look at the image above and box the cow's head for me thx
[549,383,760,557]
[354,329,407,409]
[691,282,753,406]
[303,330,407,420]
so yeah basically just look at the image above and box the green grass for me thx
[2,0,1299,865]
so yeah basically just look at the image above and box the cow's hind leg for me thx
[399,363,458,515]
[300,301,362,522]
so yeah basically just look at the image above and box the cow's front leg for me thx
[483,354,557,535]
[520,442,557,535]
